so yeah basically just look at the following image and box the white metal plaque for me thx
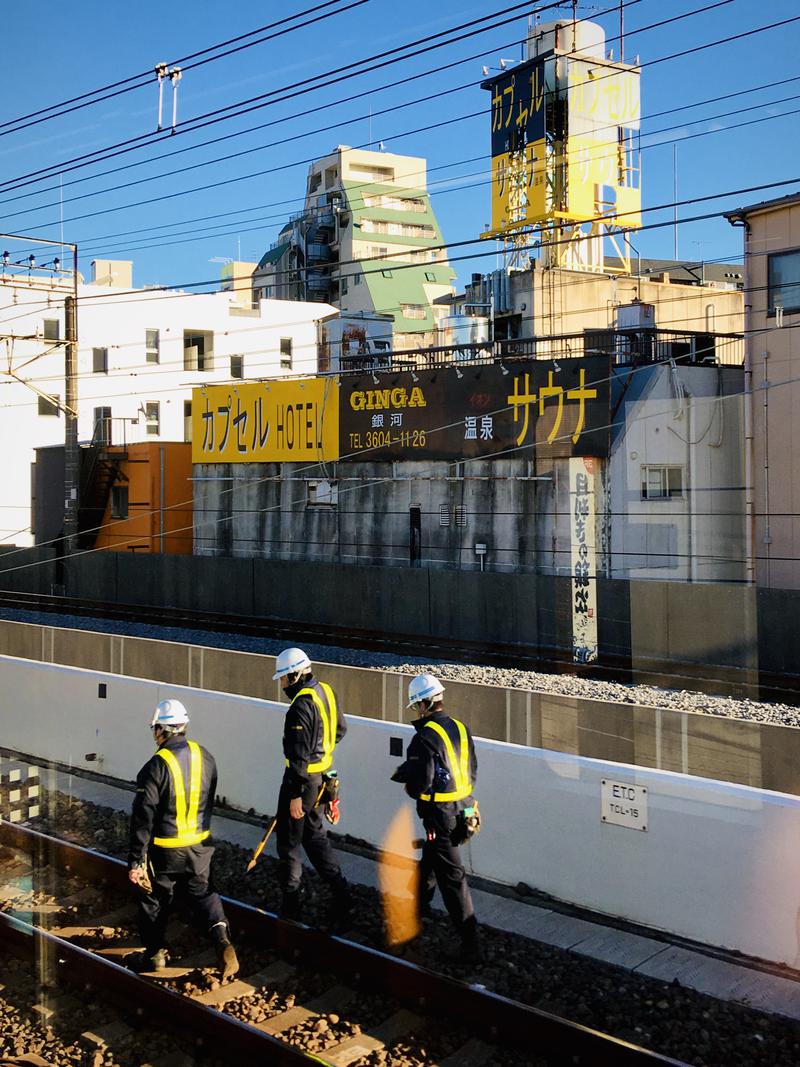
[601,778,648,832]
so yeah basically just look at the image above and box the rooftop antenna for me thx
[620,0,625,61]
[155,62,168,131]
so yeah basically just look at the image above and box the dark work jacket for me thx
[282,675,347,798]
[128,734,217,868]
[396,711,478,817]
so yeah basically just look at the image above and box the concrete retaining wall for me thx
[1,618,799,795]
[3,653,800,967]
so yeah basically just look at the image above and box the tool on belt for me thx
[321,770,341,825]
[453,801,482,846]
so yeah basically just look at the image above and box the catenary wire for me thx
[0,326,795,571]
[0,0,580,194]
[0,0,369,138]
[0,0,733,212]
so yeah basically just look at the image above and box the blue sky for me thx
[1,0,799,291]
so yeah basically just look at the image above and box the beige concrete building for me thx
[452,260,744,360]
[253,146,455,352]
[726,193,800,588]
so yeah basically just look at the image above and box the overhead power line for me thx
[0,0,368,139]
[3,2,787,242]
[0,0,573,195]
[0,327,795,571]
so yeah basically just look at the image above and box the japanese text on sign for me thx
[338,359,609,462]
[569,456,598,664]
[191,379,339,464]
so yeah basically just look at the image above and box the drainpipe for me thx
[686,393,694,582]
[730,214,754,584]
[743,328,754,584]
[762,350,771,584]
[159,446,166,553]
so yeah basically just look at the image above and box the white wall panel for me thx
[2,654,799,966]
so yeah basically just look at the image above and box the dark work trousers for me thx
[276,777,346,898]
[418,808,476,944]
[137,844,227,955]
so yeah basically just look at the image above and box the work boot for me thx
[210,920,240,980]
[126,947,167,973]
[217,941,239,980]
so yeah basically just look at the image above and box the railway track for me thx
[0,823,689,1067]
[0,588,578,676]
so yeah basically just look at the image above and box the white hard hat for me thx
[273,647,312,681]
[407,673,445,708]
[151,698,189,728]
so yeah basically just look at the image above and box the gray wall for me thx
[0,548,769,698]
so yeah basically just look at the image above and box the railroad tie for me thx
[140,1054,197,1067]
[30,993,82,1026]
[256,983,356,1037]
[323,1008,424,1066]
[431,1037,496,1067]
[191,960,296,1008]
[79,1020,134,1051]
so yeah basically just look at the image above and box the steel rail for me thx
[0,822,691,1067]
[0,585,771,699]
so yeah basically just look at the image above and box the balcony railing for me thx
[335,329,743,375]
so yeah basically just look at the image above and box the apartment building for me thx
[0,259,335,546]
[253,146,456,352]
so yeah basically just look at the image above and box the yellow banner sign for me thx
[192,378,340,464]
[490,138,548,235]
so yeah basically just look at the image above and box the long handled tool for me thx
[246,815,278,874]
[246,783,327,874]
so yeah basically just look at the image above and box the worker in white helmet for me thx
[126,697,239,979]
[272,647,351,925]
[391,673,480,961]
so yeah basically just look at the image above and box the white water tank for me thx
[528,19,605,60]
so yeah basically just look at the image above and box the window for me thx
[42,319,60,341]
[183,400,192,443]
[641,465,684,500]
[111,485,129,520]
[454,505,468,527]
[425,271,436,282]
[348,163,395,182]
[38,394,59,416]
[94,406,111,444]
[382,269,393,279]
[353,273,362,286]
[439,504,450,527]
[768,250,800,314]
[146,329,160,363]
[230,355,243,379]
[145,402,160,436]
[183,330,214,371]
[341,276,348,296]
[92,347,108,374]
[280,337,293,369]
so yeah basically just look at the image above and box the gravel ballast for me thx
[1,607,798,728]
[23,793,800,1067]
